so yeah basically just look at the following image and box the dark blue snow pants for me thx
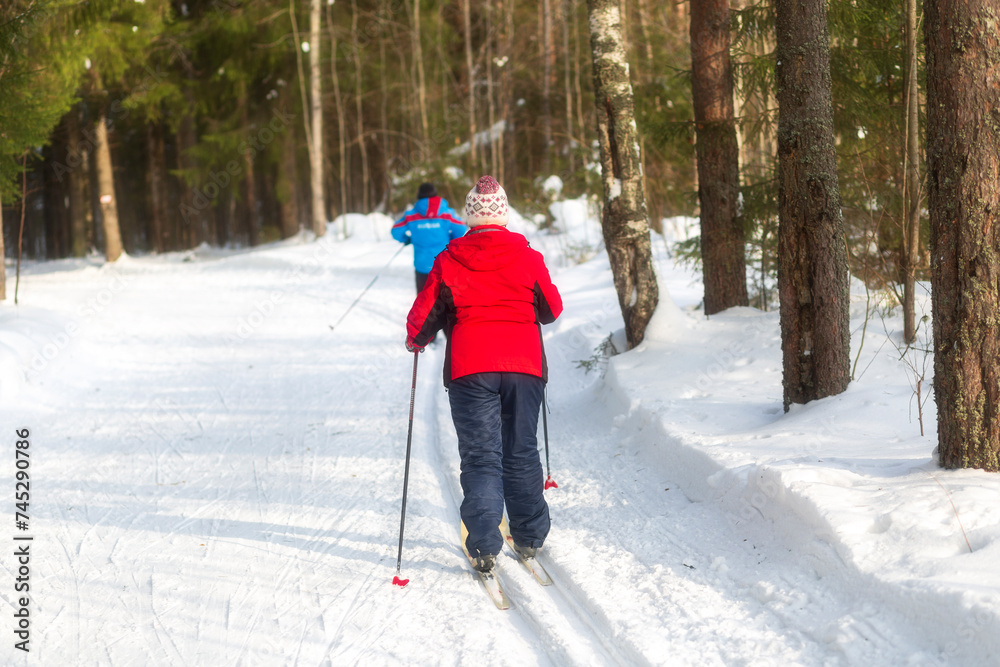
[448,372,550,559]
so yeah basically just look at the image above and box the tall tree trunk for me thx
[541,0,554,173]
[690,0,748,315]
[351,0,370,213]
[0,194,5,301]
[327,8,349,223]
[66,108,91,257]
[902,0,921,344]
[243,149,257,247]
[925,0,1000,472]
[147,121,168,253]
[571,0,586,144]
[177,103,202,249]
[463,0,477,171]
[279,129,300,238]
[486,3,498,176]
[587,0,659,348]
[499,0,515,183]
[379,2,392,207]
[94,114,124,262]
[775,0,850,410]
[562,0,577,174]
[310,0,326,236]
[412,0,429,147]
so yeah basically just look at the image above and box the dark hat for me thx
[416,183,437,199]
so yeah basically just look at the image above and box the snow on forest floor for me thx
[1,207,998,666]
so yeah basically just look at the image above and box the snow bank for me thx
[593,255,1000,666]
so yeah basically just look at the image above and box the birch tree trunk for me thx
[94,114,124,262]
[690,0,748,315]
[925,0,1000,472]
[587,0,658,348]
[775,0,850,410]
[902,0,921,344]
[309,0,325,236]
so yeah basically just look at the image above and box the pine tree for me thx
[775,0,850,410]
[690,0,747,315]
[1,0,83,294]
[925,0,1000,472]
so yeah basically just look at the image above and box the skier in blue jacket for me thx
[392,183,467,292]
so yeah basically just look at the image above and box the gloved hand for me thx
[405,337,424,353]
[404,237,412,246]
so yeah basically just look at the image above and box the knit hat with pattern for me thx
[464,175,509,227]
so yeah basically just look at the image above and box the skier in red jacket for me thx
[405,175,563,573]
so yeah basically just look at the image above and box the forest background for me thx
[0,0,921,312]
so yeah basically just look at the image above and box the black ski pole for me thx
[330,244,407,331]
[536,321,558,490]
[542,389,558,489]
[393,349,420,586]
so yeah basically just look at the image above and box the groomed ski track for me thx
[0,236,949,665]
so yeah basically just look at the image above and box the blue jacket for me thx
[392,196,467,274]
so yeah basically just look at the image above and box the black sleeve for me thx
[413,284,454,347]
[533,281,557,325]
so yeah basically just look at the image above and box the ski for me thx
[499,516,553,586]
[460,521,510,610]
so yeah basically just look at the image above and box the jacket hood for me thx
[447,226,527,271]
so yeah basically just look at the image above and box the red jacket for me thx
[406,225,563,385]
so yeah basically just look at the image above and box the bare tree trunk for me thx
[0,194,5,301]
[925,0,1000,472]
[636,0,654,68]
[690,0,748,314]
[563,0,575,173]
[587,0,659,348]
[775,0,850,410]
[541,0,554,173]
[243,149,257,246]
[412,0,429,147]
[379,4,391,206]
[902,0,921,344]
[486,3,498,176]
[177,102,201,248]
[147,121,168,253]
[279,129,300,238]
[67,107,91,257]
[309,0,326,236]
[94,114,124,262]
[463,0,477,171]
[499,0,514,183]
[352,0,370,213]
[327,8,349,223]
[572,0,586,143]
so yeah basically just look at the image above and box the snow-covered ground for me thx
[1,201,997,666]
